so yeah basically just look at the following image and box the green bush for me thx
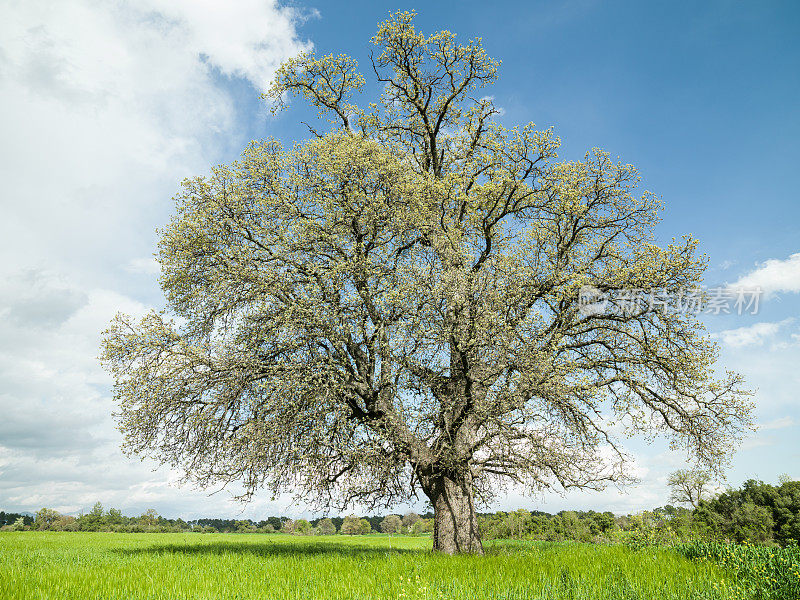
[675,540,800,600]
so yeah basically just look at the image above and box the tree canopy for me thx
[101,11,752,554]
[668,468,716,508]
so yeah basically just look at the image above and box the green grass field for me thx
[0,532,761,600]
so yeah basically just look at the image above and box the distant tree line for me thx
[0,502,435,536]
[478,478,800,548]
[0,511,34,529]
[694,478,800,546]
[3,478,797,546]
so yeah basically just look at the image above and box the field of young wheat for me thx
[1,532,796,600]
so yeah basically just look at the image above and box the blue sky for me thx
[0,0,798,519]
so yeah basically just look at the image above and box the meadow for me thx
[4,532,796,600]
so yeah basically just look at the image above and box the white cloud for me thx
[134,0,317,88]
[125,257,160,275]
[0,270,88,328]
[0,0,309,515]
[712,319,792,348]
[729,253,800,297]
[0,0,311,285]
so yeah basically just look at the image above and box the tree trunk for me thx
[425,473,484,555]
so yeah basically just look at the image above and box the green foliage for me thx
[408,519,428,535]
[473,478,800,548]
[339,515,362,535]
[0,511,32,527]
[294,519,312,535]
[317,518,336,535]
[479,509,632,543]
[402,512,421,532]
[235,520,255,533]
[381,514,403,534]
[697,479,800,546]
[34,508,62,531]
[334,515,374,535]
[676,540,800,600]
[358,518,373,535]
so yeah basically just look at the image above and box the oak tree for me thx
[402,511,421,532]
[101,11,752,554]
[34,508,62,531]
[667,468,716,508]
[317,517,337,535]
[381,514,403,534]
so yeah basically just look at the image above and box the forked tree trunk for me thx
[426,473,484,555]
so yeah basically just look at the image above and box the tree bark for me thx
[425,473,484,555]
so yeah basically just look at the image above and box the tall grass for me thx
[0,532,738,599]
[675,540,800,600]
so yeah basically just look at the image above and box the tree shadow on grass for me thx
[115,539,421,558]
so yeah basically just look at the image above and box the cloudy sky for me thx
[1,0,798,520]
